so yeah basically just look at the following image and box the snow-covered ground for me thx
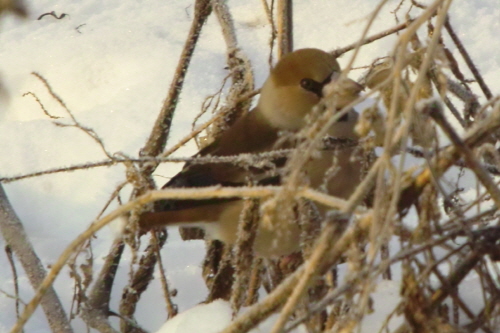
[0,1,499,332]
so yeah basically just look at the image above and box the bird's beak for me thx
[321,72,364,111]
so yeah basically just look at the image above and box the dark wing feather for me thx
[155,109,282,214]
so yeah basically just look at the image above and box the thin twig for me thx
[444,17,493,100]
[22,92,61,119]
[332,20,412,57]
[5,246,22,326]
[428,101,500,209]
[152,231,178,319]
[276,0,293,57]
[31,72,115,159]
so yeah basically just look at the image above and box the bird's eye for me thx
[300,78,323,97]
[300,78,315,91]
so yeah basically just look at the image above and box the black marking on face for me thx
[300,71,337,98]
[321,72,334,86]
[300,78,323,97]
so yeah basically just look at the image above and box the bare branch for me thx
[140,0,212,161]
[0,185,73,333]
[445,17,493,100]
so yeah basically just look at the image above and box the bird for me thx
[139,48,363,257]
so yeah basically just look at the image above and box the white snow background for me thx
[0,0,499,332]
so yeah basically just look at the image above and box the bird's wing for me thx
[152,110,284,216]
[165,109,281,189]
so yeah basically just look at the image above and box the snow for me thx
[155,300,234,333]
[154,299,307,333]
[0,0,499,332]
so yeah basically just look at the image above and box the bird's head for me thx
[258,48,341,130]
